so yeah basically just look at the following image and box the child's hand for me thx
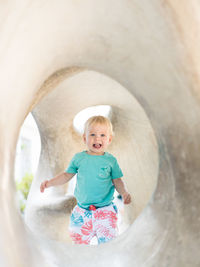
[122,192,131,204]
[40,180,49,193]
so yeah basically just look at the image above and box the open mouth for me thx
[93,144,102,149]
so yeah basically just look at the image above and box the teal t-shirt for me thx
[65,151,123,209]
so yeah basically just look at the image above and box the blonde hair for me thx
[84,115,113,135]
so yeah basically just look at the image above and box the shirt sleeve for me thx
[111,158,123,179]
[65,154,78,173]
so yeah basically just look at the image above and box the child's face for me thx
[83,123,112,155]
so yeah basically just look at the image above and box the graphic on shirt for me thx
[99,166,111,178]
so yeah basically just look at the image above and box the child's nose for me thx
[95,135,101,140]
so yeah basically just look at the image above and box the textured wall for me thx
[0,1,200,266]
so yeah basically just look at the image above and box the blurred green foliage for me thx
[16,173,33,213]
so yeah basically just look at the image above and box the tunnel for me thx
[0,1,200,266]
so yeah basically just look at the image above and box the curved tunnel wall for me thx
[0,1,200,266]
[24,70,159,242]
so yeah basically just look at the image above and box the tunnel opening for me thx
[22,69,159,250]
[73,105,112,135]
[15,113,41,214]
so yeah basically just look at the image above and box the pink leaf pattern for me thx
[81,220,93,235]
[69,232,89,244]
[69,204,118,244]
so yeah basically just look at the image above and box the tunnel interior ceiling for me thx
[0,0,200,266]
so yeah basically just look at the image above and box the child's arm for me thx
[40,172,75,193]
[112,178,131,204]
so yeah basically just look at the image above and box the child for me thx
[40,115,131,244]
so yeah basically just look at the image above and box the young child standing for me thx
[40,115,131,244]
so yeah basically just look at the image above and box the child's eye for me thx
[90,133,95,136]
[101,134,105,137]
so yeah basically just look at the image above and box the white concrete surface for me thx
[0,1,200,266]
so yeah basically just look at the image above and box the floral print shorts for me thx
[69,203,118,244]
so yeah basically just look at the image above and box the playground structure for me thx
[0,1,200,266]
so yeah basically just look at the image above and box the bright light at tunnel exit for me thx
[15,113,41,182]
[73,105,112,135]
